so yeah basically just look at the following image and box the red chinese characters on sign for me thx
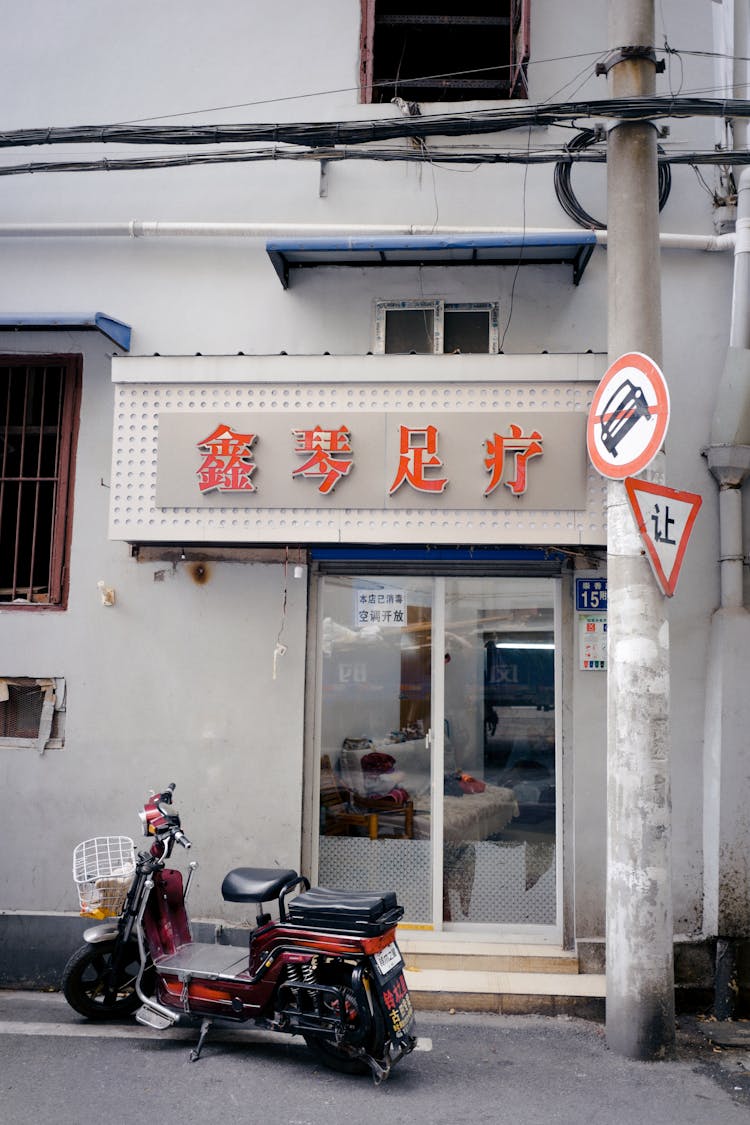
[484,424,543,496]
[389,425,448,495]
[292,425,353,494]
[197,425,256,492]
[193,418,546,499]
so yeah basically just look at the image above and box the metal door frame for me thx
[304,559,565,944]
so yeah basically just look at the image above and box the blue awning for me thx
[0,312,131,351]
[267,232,597,289]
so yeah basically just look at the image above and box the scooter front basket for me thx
[72,835,136,919]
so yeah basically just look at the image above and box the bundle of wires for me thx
[553,127,672,229]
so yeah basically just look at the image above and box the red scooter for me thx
[62,783,416,1082]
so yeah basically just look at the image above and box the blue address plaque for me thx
[575,577,607,613]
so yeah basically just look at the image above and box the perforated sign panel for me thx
[110,356,606,546]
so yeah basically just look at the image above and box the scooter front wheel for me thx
[62,941,143,1020]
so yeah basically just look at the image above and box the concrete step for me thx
[398,938,606,1016]
[399,937,580,975]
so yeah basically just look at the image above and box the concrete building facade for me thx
[0,1,747,1008]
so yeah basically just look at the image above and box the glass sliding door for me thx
[442,578,557,929]
[316,575,435,924]
[314,573,559,936]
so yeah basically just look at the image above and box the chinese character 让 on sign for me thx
[196,425,256,492]
[650,502,676,545]
[292,424,354,494]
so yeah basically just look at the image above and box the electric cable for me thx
[110,51,611,125]
[103,50,750,128]
[499,123,534,353]
[553,128,672,230]
[0,143,742,179]
[7,96,750,152]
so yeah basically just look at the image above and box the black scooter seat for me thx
[221,867,299,904]
[288,885,403,936]
[294,886,398,914]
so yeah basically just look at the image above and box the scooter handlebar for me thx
[174,829,191,849]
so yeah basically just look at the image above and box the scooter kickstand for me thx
[367,1055,390,1085]
[189,1018,213,1062]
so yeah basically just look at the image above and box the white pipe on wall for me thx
[0,221,736,251]
[730,211,750,350]
[719,486,745,609]
[714,167,750,611]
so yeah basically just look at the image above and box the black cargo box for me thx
[288,886,404,936]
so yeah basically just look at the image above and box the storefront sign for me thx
[156,411,588,511]
[110,353,607,545]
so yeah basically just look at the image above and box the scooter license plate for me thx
[379,970,415,1040]
[373,941,402,978]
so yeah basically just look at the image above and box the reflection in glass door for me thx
[442,578,557,928]
[316,576,434,923]
[314,574,559,935]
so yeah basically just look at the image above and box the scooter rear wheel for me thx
[62,941,143,1020]
[302,974,386,1076]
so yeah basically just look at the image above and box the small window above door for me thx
[374,300,500,354]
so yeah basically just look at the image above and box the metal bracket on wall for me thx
[319,160,329,199]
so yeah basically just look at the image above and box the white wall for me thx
[0,0,739,939]
[0,334,308,918]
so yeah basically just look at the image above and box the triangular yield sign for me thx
[624,478,702,597]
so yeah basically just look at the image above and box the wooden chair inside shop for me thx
[320,754,414,840]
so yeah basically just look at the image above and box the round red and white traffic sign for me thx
[586,352,670,479]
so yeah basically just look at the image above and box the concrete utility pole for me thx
[604,0,676,1058]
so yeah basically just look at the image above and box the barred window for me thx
[360,1,530,104]
[0,356,81,607]
[0,678,66,752]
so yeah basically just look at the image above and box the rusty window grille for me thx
[359,1,530,104]
[0,677,65,753]
[0,356,81,607]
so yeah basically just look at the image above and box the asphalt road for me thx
[1,990,749,1125]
